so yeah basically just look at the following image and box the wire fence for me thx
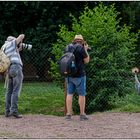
[0,48,137,115]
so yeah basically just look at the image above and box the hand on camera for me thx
[17,43,23,52]
[84,44,89,50]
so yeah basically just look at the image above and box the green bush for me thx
[50,3,139,114]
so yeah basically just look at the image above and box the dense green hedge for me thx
[50,3,139,113]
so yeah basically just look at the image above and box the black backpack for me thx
[59,43,77,77]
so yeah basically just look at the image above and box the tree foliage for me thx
[121,2,140,67]
[0,1,97,80]
[1,1,139,81]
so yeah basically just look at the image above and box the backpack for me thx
[0,43,11,73]
[59,44,77,77]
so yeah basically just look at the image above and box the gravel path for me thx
[0,112,140,139]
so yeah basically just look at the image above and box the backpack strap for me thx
[65,43,77,53]
[1,44,6,52]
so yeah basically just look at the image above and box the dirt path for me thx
[0,112,140,139]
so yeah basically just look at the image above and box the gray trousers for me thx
[5,64,23,113]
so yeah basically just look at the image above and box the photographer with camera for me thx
[4,34,32,118]
[65,34,90,121]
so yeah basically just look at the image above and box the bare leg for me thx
[78,95,86,115]
[66,94,73,115]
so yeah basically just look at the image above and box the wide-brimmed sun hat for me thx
[74,34,84,41]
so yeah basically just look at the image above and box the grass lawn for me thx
[0,82,65,116]
[110,93,140,113]
[1,81,140,116]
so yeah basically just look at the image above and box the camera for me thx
[83,41,91,51]
[22,43,32,50]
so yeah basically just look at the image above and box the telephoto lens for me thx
[22,43,32,50]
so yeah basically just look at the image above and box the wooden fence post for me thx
[64,80,67,115]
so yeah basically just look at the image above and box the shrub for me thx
[50,3,139,114]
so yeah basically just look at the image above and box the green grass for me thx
[109,92,140,113]
[0,82,65,116]
[1,82,140,116]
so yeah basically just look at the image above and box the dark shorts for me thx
[66,76,86,96]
